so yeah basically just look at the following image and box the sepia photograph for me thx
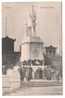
[2,1,63,96]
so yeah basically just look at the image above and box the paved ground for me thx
[3,80,63,96]
[5,85,63,96]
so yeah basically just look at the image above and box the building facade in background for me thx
[2,36,21,74]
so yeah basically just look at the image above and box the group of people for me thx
[43,66,62,80]
[3,64,62,90]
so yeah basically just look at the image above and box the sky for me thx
[2,2,62,54]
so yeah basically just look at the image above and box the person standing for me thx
[18,67,24,87]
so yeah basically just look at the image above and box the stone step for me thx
[21,80,62,87]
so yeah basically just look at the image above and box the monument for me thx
[20,5,44,80]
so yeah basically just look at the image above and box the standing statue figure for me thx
[30,5,37,34]
[25,5,37,37]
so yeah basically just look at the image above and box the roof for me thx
[45,45,56,49]
[2,36,16,41]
